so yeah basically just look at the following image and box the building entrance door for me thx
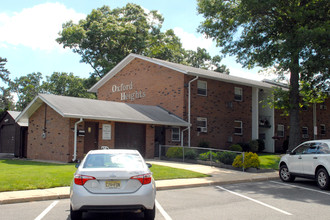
[154,126,165,157]
[84,122,99,153]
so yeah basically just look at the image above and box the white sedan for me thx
[70,149,156,220]
[279,139,330,190]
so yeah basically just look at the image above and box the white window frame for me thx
[197,80,207,96]
[171,127,180,142]
[277,124,284,137]
[234,120,243,135]
[234,87,243,101]
[197,117,207,133]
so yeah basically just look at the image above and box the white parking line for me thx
[34,200,59,220]
[270,181,330,196]
[216,186,292,216]
[156,199,172,220]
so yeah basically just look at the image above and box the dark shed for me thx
[0,111,28,157]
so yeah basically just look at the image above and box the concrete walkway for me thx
[0,160,279,205]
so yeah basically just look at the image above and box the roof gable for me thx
[88,53,274,93]
[16,94,189,127]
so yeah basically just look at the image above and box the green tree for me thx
[0,57,13,116]
[10,72,43,111]
[57,3,229,79]
[197,0,329,149]
[184,47,230,74]
[42,72,96,99]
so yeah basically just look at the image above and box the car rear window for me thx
[83,153,144,169]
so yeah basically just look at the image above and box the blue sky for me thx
[1,0,267,82]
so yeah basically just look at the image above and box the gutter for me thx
[188,76,199,147]
[73,118,83,162]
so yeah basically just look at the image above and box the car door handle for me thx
[298,156,302,159]
[313,157,318,159]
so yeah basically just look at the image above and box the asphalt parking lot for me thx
[2,179,330,220]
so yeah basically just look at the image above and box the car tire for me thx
[144,204,155,220]
[279,164,295,182]
[316,168,330,190]
[70,205,82,220]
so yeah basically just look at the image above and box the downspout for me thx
[313,103,317,140]
[181,127,189,147]
[73,118,83,162]
[188,76,199,147]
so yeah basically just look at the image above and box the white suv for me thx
[279,140,330,190]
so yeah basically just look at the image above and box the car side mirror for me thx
[289,151,296,155]
[146,163,152,168]
[75,163,80,168]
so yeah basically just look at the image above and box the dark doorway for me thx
[84,122,99,153]
[0,124,15,153]
[115,123,146,157]
[154,126,165,157]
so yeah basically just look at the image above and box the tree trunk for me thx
[288,54,301,150]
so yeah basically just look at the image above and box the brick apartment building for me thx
[16,54,329,162]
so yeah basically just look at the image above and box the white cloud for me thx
[173,27,213,51]
[0,2,85,51]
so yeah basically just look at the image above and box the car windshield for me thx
[83,153,144,169]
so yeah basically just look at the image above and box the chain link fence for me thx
[158,145,246,171]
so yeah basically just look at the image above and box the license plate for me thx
[105,180,121,189]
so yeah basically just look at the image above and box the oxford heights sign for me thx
[111,81,146,101]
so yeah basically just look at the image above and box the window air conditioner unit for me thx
[200,127,207,133]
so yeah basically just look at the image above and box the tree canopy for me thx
[0,57,13,116]
[57,3,228,78]
[197,0,329,149]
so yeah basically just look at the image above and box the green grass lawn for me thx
[0,159,208,192]
[258,153,282,170]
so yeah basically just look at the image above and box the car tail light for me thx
[130,173,152,185]
[74,174,96,186]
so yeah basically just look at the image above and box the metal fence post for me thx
[210,150,212,166]
[159,144,161,160]
[183,146,185,162]
[242,152,245,172]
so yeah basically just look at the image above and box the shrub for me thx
[249,140,259,152]
[184,149,197,160]
[257,139,265,152]
[198,140,210,148]
[199,151,217,161]
[166,147,183,159]
[232,152,260,169]
[217,151,237,165]
[238,142,250,152]
[229,144,242,152]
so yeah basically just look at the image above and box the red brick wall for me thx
[145,125,155,158]
[28,104,71,162]
[187,76,252,149]
[274,97,330,152]
[98,58,186,118]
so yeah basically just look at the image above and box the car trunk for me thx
[80,169,144,194]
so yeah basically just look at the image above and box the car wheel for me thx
[279,164,295,182]
[144,204,155,220]
[70,205,82,220]
[316,168,330,190]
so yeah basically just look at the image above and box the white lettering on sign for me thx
[111,81,146,101]
[120,90,146,101]
[112,82,133,93]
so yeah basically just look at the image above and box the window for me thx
[197,117,207,132]
[321,124,326,135]
[234,87,243,101]
[277,124,284,137]
[302,127,309,139]
[234,120,243,135]
[320,102,327,110]
[171,127,180,142]
[293,143,310,155]
[317,143,330,154]
[197,80,207,96]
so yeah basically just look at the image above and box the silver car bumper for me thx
[70,181,156,211]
